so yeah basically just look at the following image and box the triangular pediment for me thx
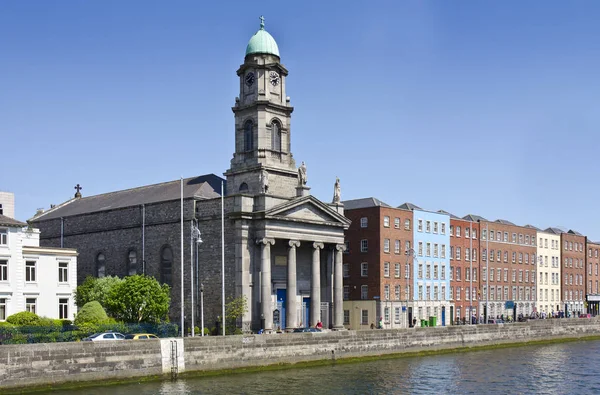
[265,195,351,227]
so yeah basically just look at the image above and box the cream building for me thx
[534,228,561,314]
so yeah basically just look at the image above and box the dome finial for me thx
[259,15,265,30]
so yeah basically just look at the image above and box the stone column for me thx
[257,238,275,332]
[311,242,324,327]
[286,240,301,331]
[333,244,345,330]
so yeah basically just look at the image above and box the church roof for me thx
[246,17,280,57]
[0,214,27,228]
[342,197,391,210]
[30,174,224,222]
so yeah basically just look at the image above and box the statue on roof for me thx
[298,161,307,186]
[332,177,341,204]
[259,169,269,194]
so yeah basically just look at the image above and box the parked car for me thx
[292,328,322,333]
[82,332,125,341]
[487,319,505,324]
[124,333,159,340]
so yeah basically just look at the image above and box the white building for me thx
[0,215,77,321]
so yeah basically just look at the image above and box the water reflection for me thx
[41,340,600,395]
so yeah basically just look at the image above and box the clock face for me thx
[245,72,255,87]
[269,71,280,86]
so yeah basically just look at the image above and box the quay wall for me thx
[2,319,600,390]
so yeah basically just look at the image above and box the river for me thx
[40,340,600,394]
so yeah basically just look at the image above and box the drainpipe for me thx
[60,217,64,248]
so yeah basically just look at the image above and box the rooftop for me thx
[343,197,391,210]
[30,174,223,222]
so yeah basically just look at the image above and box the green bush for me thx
[6,311,42,326]
[74,301,109,327]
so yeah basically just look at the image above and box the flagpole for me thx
[180,177,185,337]
[221,181,226,336]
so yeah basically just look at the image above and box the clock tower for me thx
[224,17,298,197]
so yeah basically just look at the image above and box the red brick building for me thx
[559,230,586,316]
[475,217,537,320]
[444,212,480,323]
[342,198,413,328]
[586,241,600,315]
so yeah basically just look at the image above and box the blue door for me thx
[276,289,286,330]
[303,297,311,328]
[442,306,446,326]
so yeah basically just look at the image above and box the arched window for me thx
[127,249,137,276]
[161,246,173,286]
[244,121,253,152]
[239,182,249,193]
[271,120,282,152]
[96,253,106,278]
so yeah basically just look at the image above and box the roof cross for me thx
[260,15,265,29]
[74,184,83,198]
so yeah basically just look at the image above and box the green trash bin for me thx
[420,319,428,327]
[429,316,437,327]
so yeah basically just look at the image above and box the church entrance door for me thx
[303,297,310,328]
[276,289,286,330]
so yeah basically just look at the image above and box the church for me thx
[30,18,350,333]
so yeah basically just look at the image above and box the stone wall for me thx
[2,319,600,391]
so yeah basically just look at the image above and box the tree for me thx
[74,301,109,327]
[74,276,123,308]
[224,295,248,335]
[104,275,170,323]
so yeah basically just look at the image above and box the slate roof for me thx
[545,227,565,235]
[524,224,541,231]
[30,174,224,222]
[462,214,488,222]
[342,197,391,210]
[0,214,27,228]
[397,202,422,211]
[437,210,460,219]
[568,229,583,236]
[495,219,516,226]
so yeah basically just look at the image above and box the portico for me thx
[249,195,349,332]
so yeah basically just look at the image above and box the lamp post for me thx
[200,283,205,336]
[191,220,202,337]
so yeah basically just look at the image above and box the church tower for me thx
[224,17,298,197]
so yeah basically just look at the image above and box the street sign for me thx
[505,301,515,309]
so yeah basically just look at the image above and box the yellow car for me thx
[124,333,159,340]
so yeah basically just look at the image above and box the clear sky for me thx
[2,1,599,238]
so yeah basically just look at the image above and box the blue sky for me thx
[2,1,600,238]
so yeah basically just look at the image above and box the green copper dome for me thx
[245,16,280,57]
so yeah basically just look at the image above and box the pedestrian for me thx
[378,317,383,329]
[370,322,375,330]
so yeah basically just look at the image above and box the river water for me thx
[41,340,600,395]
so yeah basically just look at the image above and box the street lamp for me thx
[191,220,202,337]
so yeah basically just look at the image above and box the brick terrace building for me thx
[445,212,480,323]
[477,218,537,320]
[557,229,586,316]
[586,241,600,315]
[585,241,600,316]
[342,198,413,329]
